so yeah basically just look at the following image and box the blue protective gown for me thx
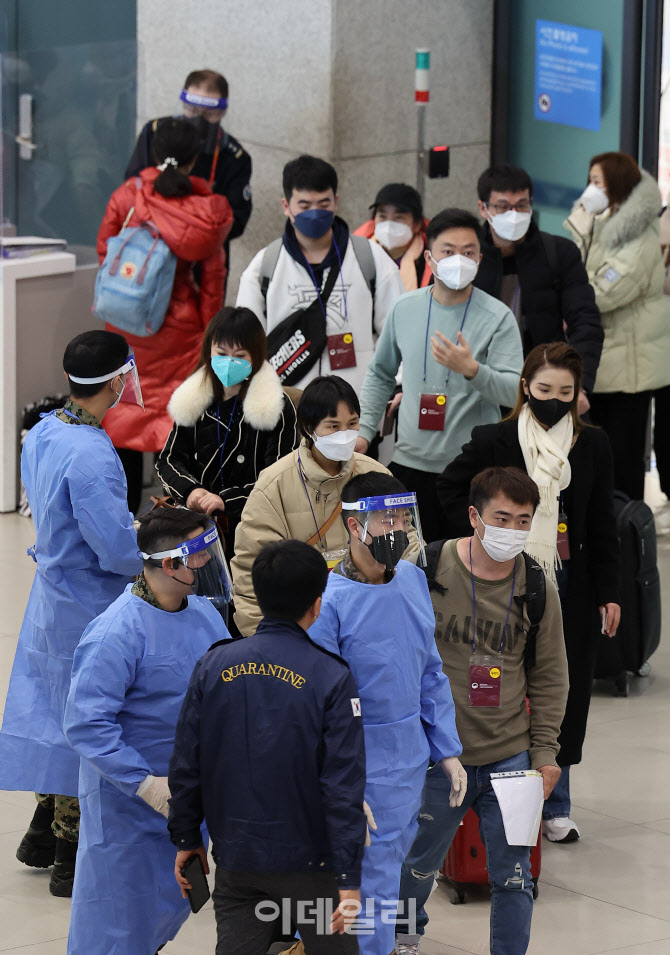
[0,412,141,796]
[64,586,229,955]
[309,559,462,955]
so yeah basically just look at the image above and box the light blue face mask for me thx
[211,355,252,388]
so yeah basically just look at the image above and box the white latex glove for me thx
[440,756,468,807]
[136,774,171,817]
[363,800,377,846]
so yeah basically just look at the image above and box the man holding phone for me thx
[169,539,367,954]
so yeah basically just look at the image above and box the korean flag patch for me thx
[351,698,362,717]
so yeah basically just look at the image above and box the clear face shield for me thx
[140,520,234,619]
[341,492,426,571]
[178,89,227,153]
[68,349,144,410]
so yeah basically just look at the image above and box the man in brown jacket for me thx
[394,466,568,955]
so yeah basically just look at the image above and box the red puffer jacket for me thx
[97,167,233,452]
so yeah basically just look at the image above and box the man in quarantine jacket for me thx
[168,539,367,955]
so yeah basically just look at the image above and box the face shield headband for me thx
[180,89,228,111]
[140,521,234,614]
[342,492,426,569]
[67,351,144,410]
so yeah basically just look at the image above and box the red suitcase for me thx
[439,808,541,904]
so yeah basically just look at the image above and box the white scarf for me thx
[517,403,573,583]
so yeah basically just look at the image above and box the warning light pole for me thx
[415,48,430,205]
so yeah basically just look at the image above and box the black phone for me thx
[181,853,211,914]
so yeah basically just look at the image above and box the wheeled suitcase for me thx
[440,808,541,904]
[594,491,661,696]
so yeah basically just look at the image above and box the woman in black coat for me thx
[437,342,620,843]
[156,306,300,555]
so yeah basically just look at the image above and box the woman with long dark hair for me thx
[437,343,620,843]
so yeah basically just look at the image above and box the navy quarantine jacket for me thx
[168,618,367,888]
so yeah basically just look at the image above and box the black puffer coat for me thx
[475,220,604,393]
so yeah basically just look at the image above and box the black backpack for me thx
[423,540,546,673]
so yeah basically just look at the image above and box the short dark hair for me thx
[426,208,482,250]
[184,68,228,100]
[63,330,129,399]
[136,507,208,564]
[252,540,328,621]
[340,472,407,528]
[282,155,338,201]
[477,164,533,204]
[298,375,360,442]
[469,467,540,516]
[152,118,201,199]
[195,307,267,402]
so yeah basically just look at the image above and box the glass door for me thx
[0,0,136,255]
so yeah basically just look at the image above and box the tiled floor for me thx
[1,478,670,955]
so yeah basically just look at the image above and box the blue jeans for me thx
[542,765,571,819]
[396,752,534,955]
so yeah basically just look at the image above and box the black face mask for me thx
[365,529,410,571]
[528,393,572,428]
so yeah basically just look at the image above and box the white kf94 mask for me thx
[475,511,529,562]
[431,253,479,291]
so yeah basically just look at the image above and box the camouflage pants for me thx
[35,793,80,843]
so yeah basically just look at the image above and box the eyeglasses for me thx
[487,200,533,214]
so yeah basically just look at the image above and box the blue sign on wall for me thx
[534,19,602,131]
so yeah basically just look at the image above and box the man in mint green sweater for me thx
[355,208,523,541]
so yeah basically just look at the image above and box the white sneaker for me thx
[542,816,580,843]
[395,943,420,955]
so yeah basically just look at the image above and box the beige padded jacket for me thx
[231,440,391,635]
[564,170,670,394]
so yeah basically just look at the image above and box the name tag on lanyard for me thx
[419,393,447,430]
[468,653,503,707]
[327,332,356,369]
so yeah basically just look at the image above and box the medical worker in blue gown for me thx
[309,472,467,955]
[64,506,231,955]
[0,330,143,896]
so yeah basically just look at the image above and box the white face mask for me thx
[110,379,125,409]
[374,219,414,250]
[475,511,529,562]
[312,429,359,462]
[489,209,531,242]
[431,253,479,290]
[580,183,609,215]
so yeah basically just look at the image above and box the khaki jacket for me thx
[564,170,670,394]
[231,440,390,635]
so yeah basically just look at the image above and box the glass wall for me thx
[498,0,633,235]
[0,0,136,257]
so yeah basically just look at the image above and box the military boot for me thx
[16,800,57,868]
[49,837,77,897]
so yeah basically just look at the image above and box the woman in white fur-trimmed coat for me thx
[565,153,669,498]
[156,307,300,554]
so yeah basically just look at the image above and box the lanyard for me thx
[297,452,325,550]
[469,538,517,655]
[208,128,222,187]
[215,394,238,483]
[303,239,348,323]
[423,289,472,390]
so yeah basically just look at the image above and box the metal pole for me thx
[417,104,426,200]
[415,49,430,206]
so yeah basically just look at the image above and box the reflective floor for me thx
[0,475,669,954]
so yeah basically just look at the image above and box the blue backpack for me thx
[93,179,177,337]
